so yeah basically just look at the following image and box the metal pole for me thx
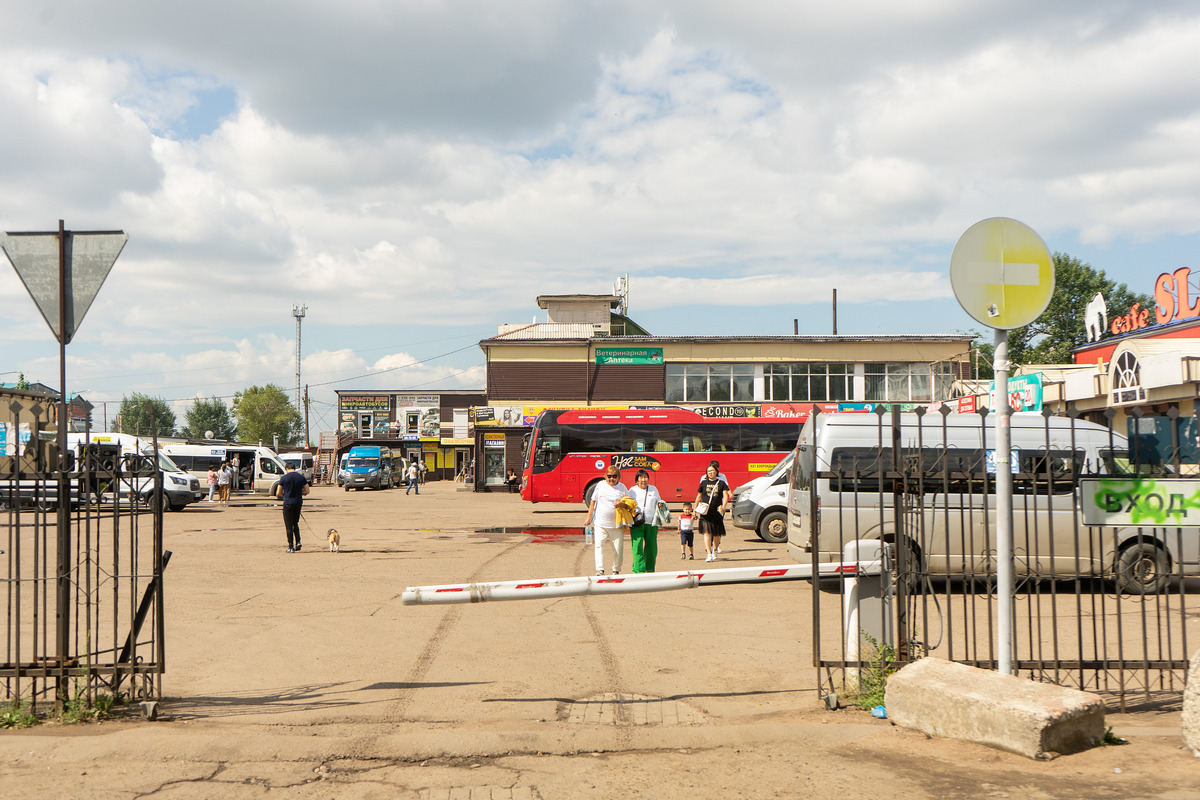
[993,329,1014,674]
[55,219,69,707]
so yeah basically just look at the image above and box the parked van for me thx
[344,445,394,491]
[159,441,288,495]
[787,412,1198,594]
[731,451,794,542]
[280,451,314,482]
[336,453,349,486]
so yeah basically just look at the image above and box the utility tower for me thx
[292,303,307,410]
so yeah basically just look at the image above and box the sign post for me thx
[1,220,127,706]
[949,217,1053,675]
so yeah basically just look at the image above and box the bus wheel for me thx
[758,511,788,543]
[1116,540,1170,595]
[582,480,602,508]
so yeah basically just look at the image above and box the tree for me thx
[113,393,176,437]
[232,384,303,446]
[180,397,237,440]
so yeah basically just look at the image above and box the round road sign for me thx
[949,217,1054,330]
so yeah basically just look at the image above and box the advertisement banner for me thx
[989,372,1043,413]
[594,347,664,365]
[472,406,525,427]
[341,394,391,411]
[694,405,760,418]
[396,395,439,408]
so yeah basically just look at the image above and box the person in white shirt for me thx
[584,466,630,576]
[406,460,420,495]
[628,469,663,573]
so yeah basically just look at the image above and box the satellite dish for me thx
[205,430,214,439]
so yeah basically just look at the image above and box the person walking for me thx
[406,459,420,495]
[584,466,629,575]
[206,466,218,502]
[628,469,662,573]
[274,462,310,553]
[694,463,731,562]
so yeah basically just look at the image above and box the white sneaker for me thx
[716,546,722,554]
[705,554,714,562]
[596,570,605,576]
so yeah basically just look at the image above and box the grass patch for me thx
[0,698,38,729]
[848,633,900,710]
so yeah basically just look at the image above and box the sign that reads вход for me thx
[1081,477,1200,527]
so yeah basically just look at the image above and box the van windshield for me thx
[764,454,793,480]
[348,457,379,469]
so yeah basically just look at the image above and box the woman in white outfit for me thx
[585,466,629,575]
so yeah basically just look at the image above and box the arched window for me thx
[1111,351,1145,405]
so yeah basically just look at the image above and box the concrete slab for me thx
[1184,649,1200,758]
[886,657,1105,760]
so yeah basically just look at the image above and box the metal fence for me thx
[1,394,166,715]
[810,404,1197,708]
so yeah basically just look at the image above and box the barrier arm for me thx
[402,550,883,606]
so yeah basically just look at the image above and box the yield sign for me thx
[1,226,128,344]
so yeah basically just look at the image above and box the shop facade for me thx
[334,389,485,480]
[471,294,974,490]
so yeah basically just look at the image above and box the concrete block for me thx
[1184,649,1200,758]
[886,658,1105,760]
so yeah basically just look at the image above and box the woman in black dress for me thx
[694,463,731,562]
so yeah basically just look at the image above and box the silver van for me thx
[787,412,1199,594]
[731,451,794,542]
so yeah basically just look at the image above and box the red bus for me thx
[521,408,804,505]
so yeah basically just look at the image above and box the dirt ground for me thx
[1,480,1197,799]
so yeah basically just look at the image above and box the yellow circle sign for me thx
[949,217,1054,330]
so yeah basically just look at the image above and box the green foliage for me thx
[1102,726,1129,746]
[180,396,237,440]
[972,253,1152,372]
[15,372,30,390]
[114,393,177,437]
[59,684,120,724]
[232,384,303,447]
[850,633,899,710]
[0,698,38,728]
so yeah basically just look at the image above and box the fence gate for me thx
[811,405,1195,708]
[2,394,166,715]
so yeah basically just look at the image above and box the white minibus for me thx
[787,412,1199,594]
[280,451,314,482]
[160,441,288,495]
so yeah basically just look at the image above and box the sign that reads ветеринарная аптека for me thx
[594,347,663,365]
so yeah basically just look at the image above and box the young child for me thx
[678,502,695,560]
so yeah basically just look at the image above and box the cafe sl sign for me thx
[1155,267,1200,324]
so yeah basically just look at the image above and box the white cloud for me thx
[3,2,1200,428]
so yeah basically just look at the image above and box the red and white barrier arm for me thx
[401,558,881,606]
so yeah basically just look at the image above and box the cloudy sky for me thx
[2,1,1198,434]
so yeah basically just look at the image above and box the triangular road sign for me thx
[1,228,128,344]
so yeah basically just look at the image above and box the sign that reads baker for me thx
[340,394,391,411]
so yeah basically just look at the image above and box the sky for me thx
[2,1,1199,435]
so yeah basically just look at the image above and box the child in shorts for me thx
[678,502,695,560]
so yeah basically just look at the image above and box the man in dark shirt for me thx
[275,463,310,553]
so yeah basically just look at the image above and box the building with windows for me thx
[334,389,485,481]
[472,294,972,489]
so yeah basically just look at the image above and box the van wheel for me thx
[758,511,788,543]
[583,480,602,508]
[1116,540,1170,595]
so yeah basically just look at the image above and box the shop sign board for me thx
[988,372,1043,412]
[441,437,474,446]
[594,347,663,365]
[1081,477,1200,526]
[483,433,506,448]
[341,394,390,411]
[396,395,439,408]
[472,406,526,427]
[694,405,759,418]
